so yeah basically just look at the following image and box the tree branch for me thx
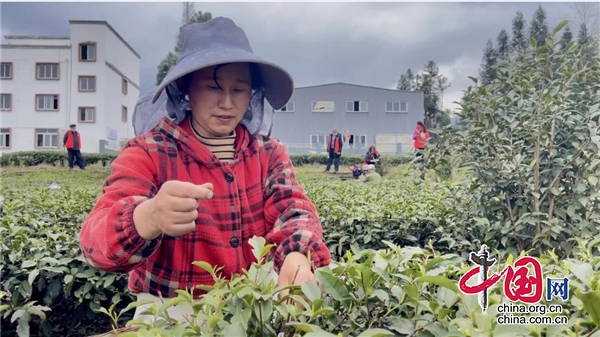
[540,139,591,202]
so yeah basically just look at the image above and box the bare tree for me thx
[182,2,196,26]
[569,2,600,38]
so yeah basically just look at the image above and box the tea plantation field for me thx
[1,156,599,337]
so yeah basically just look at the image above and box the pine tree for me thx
[529,5,549,47]
[397,69,412,91]
[511,11,529,53]
[155,2,213,86]
[479,39,498,85]
[560,25,573,50]
[578,23,598,66]
[496,29,512,58]
[396,61,450,128]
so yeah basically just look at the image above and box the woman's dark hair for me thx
[178,63,266,117]
[417,121,426,132]
[368,145,377,153]
[179,62,265,94]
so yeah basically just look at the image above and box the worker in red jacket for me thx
[413,121,430,160]
[63,124,86,170]
[323,128,343,173]
[78,17,331,322]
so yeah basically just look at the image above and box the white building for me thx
[0,20,141,154]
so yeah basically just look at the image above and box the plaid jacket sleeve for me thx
[263,139,331,272]
[79,144,163,273]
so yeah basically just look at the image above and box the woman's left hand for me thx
[277,252,316,305]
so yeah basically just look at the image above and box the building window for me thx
[385,101,408,113]
[0,128,10,148]
[35,129,59,148]
[78,76,96,92]
[121,105,128,122]
[36,63,59,80]
[310,134,326,149]
[276,101,295,112]
[78,107,96,123]
[36,94,59,111]
[79,43,96,61]
[0,94,12,110]
[357,134,367,148]
[346,100,368,113]
[122,78,128,95]
[346,134,355,148]
[0,63,12,79]
[311,100,335,113]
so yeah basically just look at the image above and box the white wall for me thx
[1,47,71,153]
[0,21,141,155]
[103,24,140,143]
[68,23,107,153]
[4,37,70,47]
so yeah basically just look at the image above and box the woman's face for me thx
[187,63,252,137]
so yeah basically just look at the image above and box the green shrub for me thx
[0,151,117,168]
[0,172,468,336]
[91,237,600,337]
[0,185,134,337]
[302,180,481,260]
[429,23,600,257]
[0,152,414,177]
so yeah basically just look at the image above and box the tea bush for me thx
[1,177,468,336]
[429,24,600,258]
[94,237,600,337]
[302,180,481,259]
[0,151,414,175]
[0,186,134,337]
[0,151,117,168]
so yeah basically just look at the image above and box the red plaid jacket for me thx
[79,116,331,298]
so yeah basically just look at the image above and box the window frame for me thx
[0,62,13,80]
[36,63,60,80]
[311,100,335,113]
[346,100,369,113]
[310,134,327,149]
[78,75,96,92]
[0,128,11,149]
[276,101,295,113]
[0,93,12,111]
[121,105,128,122]
[34,128,59,149]
[35,94,60,111]
[79,42,97,62]
[385,101,409,113]
[78,106,96,123]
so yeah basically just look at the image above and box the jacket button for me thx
[225,173,234,183]
[229,236,239,248]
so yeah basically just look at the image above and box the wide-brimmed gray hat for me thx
[152,17,294,109]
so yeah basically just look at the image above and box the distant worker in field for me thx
[413,121,430,161]
[63,124,86,170]
[363,164,381,183]
[348,164,364,180]
[323,128,343,174]
[364,145,381,166]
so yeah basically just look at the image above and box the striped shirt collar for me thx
[189,117,236,163]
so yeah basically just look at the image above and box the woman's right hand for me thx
[133,181,214,240]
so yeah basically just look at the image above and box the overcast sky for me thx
[0,2,581,111]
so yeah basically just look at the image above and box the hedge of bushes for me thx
[0,151,415,175]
